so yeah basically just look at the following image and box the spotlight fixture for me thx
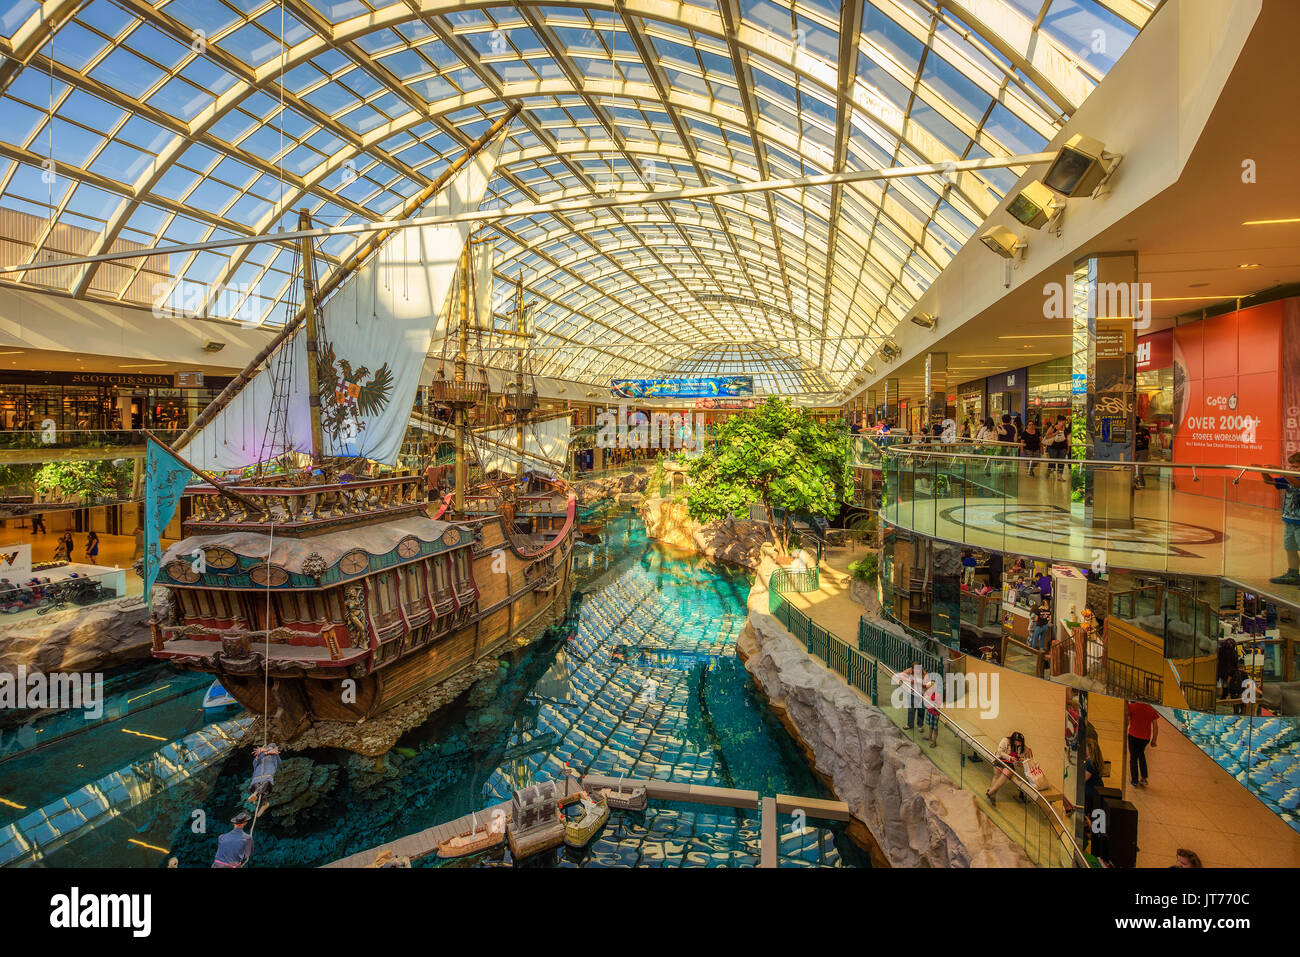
[878,339,901,362]
[203,339,226,353]
[1006,181,1065,229]
[980,225,1025,260]
[1043,134,1121,198]
[909,312,937,330]
[864,364,876,376]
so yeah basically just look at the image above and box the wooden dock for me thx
[324,775,584,868]
[324,774,850,868]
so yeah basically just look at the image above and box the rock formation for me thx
[739,563,1031,868]
[573,466,652,505]
[0,597,153,676]
[638,495,771,570]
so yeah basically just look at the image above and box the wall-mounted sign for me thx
[0,543,32,581]
[611,376,754,400]
[1096,329,1127,360]
[174,371,204,388]
[694,398,757,410]
[1135,329,1172,372]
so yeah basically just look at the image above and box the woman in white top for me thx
[986,730,1027,805]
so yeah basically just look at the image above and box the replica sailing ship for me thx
[145,111,577,754]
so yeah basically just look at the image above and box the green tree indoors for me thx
[685,396,850,552]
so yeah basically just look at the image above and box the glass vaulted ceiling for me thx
[0,0,1155,394]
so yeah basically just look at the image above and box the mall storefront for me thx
[0,370,232,434]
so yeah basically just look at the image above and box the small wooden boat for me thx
[437,811,506,859]
[564,793,609,848]
[595,775,648,812]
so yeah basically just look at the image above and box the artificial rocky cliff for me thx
[739,566,1030,868]
[572,467,652,504]
[0,597,153,676]
[638,495,771,570]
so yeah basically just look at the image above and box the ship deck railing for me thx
[157,636,366,666]
[185,474,428,529]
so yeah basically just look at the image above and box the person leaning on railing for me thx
[1044,415,1069,480]
[1257,452,1300,586]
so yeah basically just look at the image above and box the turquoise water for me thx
[1175,711,1300,834]
[1,510,865,867]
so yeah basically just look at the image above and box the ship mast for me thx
[453,242,471,513]
[514,276,525,482]
[297,207,325,465]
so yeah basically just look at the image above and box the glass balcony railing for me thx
[0,428,184,452]
[0,565,130,622]
[877,441,1300,606]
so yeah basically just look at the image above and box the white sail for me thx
[472,237,495,330]
[179,135,504,472]
[477,417,570,477]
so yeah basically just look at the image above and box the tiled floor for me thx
[1124,718,1300,867]
[879,469,1300,607]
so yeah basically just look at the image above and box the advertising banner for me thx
[1171,300,1286,502]
[610,376,754,399]
[0,543,32,581]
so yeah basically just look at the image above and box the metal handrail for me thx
[767,568,1087,868]
[883,442,1300,478]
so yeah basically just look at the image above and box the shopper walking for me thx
[1133,420,1151,489]
[85,530,100,563]
[1127,700,1159,787]
[1259,451,1300,585]
[30,513,45,534]
[896,661,926,730]
[1020,420,1042,476]
[1046,414,1069,479]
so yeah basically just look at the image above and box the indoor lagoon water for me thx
[0,510,867,868]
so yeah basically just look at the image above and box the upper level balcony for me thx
[870,439,1300,609]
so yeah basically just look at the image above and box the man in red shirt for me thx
[1128,700,1160,787]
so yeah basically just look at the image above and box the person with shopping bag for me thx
[986,731,1027,805]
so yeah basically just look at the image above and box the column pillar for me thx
[883,378,899,427]
[1071,252,1138,528]
[924,352,948,432]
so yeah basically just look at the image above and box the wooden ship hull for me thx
[437,820,507,859]
[596,784,648,812]
[506,812,565,861]
[563,796,609,848]
[151,475,576,754]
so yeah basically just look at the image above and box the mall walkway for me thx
[1121,715,1300,868]
[777,545,1071,866]
[777,543,1300,867]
